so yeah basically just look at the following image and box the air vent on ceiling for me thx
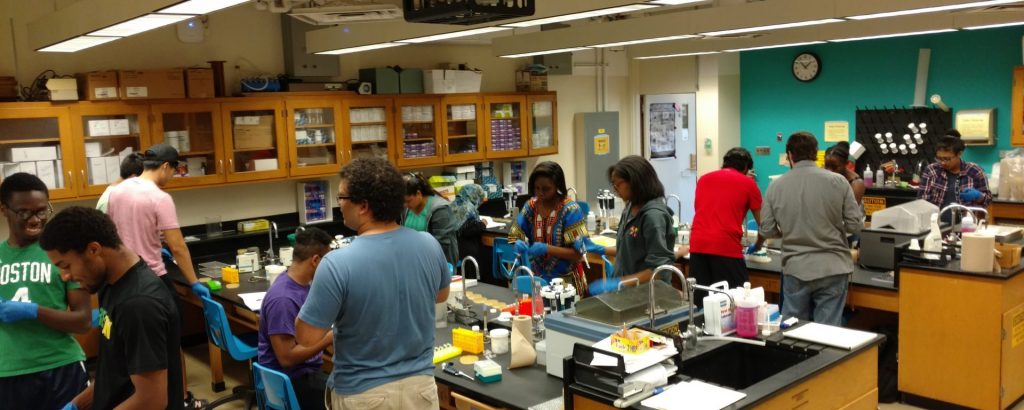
[403,0,534,25]
[289,3,402,25]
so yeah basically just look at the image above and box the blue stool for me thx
[493,241,518,281]
[201,296,258,409]
[252,363,301,410]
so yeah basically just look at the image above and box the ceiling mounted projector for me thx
[403,0,534,25]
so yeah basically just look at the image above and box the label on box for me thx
[88,120,111,137]
[126,86,148,98]
[109,119,130,135]
[93,87,118,99]
[235,116,259,125]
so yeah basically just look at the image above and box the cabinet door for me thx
[343,97,394,163]
[527,94,558,156]
[395,96,443,168]
[483,95,528,159]
[0,105,78,199]
[441,95,485,163]
[70,103,151,196]
[286,98,343,177]
[149,103,225,187]
[221,99,289,182]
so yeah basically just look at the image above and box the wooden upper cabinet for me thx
[394,96,444,168]
[149,102,225,188]
[221,99,289,182]
[70,102,151,196]
[527,94,557,156]
[342,96,395,164]
[0,104,78,199]
[441,95,485,163]
[482,95,528,159]
[285,98,343,177]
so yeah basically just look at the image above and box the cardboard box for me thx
[118,69,185,99]
[185,68,215,98]
[424,70,457,94]
[232,115,275,149]
[516,71,548,92]
[453,70,482,93]
[77,71,119,101]
[109,119,130,135]
[252,158,278,171]
[186,157,206,176]
[36,161,56,189]
[8,146,58,162]
[46,78,78,101]
[88,157,107,185]
[85,142,102,157]
[359,68,400,94]
[104,156,120,184]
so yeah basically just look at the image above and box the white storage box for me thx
[8,146,58,162]
[85,142,103,157]
[35,161,56,189]
[453,70,482,93]
[423,70,457,94]
[252,158,278,171]
[87,120,110,137]
[104,156,120,184]
[88,157,107,185]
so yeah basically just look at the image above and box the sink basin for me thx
[679,342,819,390]
[569,281,687,327]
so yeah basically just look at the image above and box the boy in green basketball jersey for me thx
[0,173,92,410]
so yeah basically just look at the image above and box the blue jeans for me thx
[781,274,849,326]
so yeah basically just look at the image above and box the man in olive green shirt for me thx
[0,173,91,410]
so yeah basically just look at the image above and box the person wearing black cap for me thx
[825,142,865,205]
[106,143,209,409]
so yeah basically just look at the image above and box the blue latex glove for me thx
[588,277,622,296]
[513,240,529,256]
[527,242,548,257]
[959,188,982,203]
[191,282,211,299]
[91,309,101,328]
[575,237,606,255]
[745,244,759,255]
[0,298,39,323]
[61,402,78,410]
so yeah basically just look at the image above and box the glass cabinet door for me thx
[395,97,442,167]
[287,99,342,177]
[528,94,557,156]
[442,95,484,162]
[71,103,150,196]
[343,97,393,162]
[483,95,528,159]
[221,100,288,182]
[0,105,77,199]
[150,103,224,187]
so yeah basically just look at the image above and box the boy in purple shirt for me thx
[258,227,333,409]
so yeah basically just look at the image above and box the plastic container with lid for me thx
[735,283,759,338]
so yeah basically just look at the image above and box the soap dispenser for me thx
[864,164,874,188]
[923,213,943,254]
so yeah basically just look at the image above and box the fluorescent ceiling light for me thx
[398,27,511,44]
[830,29,957,42]
[963,21,1024,30]
[725,41,825,52]
[500,47,592,58]
[591,34,698,48]
[502,4,659,28]
[649,0,707,4]
[700,18,844,36]
[635,51,719,59]
[90,14,191,37]
[38,36,120,52]
[316,42,406,55]
[158,0,252,15]
[847,0,1024,20]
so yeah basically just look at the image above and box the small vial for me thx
[903,134,911,142]
[885,133,894,143]
[909,143,918,154]
[919,123,928,134]
[908,122,919,133]
[889,143,897,151]
[899,144,908,155]
[914,134,924,144]
[874,133,883,141]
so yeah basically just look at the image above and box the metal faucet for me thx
[666,194,683,228]
[458,256,479,307]
[649,265,698,349]
[511,265,542,317]
[939,203,989,236]
[266,222,278,264]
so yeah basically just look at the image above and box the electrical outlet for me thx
[776,132,783,142]
[755,146,770,155]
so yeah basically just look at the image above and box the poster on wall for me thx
[649,103,685,159]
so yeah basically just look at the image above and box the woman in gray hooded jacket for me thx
[402,173,459,265]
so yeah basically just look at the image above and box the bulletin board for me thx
[853,107,953,179]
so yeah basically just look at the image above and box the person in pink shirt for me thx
[106,143,209,409]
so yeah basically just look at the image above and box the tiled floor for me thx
[181,344,1022,410]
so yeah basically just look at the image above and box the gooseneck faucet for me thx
[458,256,479,307]
[266,222,278,264]
[939,203,989,238]
[649,265,698,349]
[666,194,683,228]
[512,265,541,317]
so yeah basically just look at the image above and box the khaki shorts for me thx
[330,375,438,410]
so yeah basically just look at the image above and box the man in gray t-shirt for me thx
[760,132,862,326]
[297,158,450,408]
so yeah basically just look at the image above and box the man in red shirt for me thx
[689,147,763,296]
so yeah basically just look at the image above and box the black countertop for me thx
[692,252,899,292]
[900,257,1024,279]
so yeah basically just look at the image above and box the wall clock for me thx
[792,52,821,82]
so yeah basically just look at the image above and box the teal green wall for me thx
[740,27,1024,192]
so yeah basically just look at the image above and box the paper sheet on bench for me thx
[784,322,875,350]
[481,216,506,228]
[238,292,267,312]
[642,380,746,410]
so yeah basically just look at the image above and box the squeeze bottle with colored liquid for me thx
[735,283,759,338]
[863,165,874,188]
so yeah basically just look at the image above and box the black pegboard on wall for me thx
[854,107,953,180]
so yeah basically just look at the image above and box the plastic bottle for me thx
[586,212,597,232]
[923,213,943,253]
[736,283,759,338]
[863,164,874,188]
[875,167,885,188]
[961,211,977,233]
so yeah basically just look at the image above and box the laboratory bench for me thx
[989,197,1024,225]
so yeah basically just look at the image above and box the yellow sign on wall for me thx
[594,134,610,156]
[863,196,886,216]
[824,121,849,142]
[815,150,826,168]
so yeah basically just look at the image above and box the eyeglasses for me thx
[6,204,53,221]
[336,194,351,202]
[935,156,956,163]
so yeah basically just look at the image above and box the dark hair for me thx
[786,131,818,162]
[0,172,49,206]
[722,147,754,172]
[825,141,850,161]
[40,206,122,253]
[403,173,439,197]
[945,128,962,139]
[607,155,665,206]
[936,135,965,154]
[293,226,332,261]
[339,157,405,223]
[120,153,145,179]
[528,161,568,199]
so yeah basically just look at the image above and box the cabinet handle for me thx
[218,160,223,174]
[229,158,234,170]
[66,170,73,188]
[80,170,86,185]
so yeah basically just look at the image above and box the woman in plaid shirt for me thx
[918,132,991,223]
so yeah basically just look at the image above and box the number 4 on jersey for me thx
[10,287,30,303]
